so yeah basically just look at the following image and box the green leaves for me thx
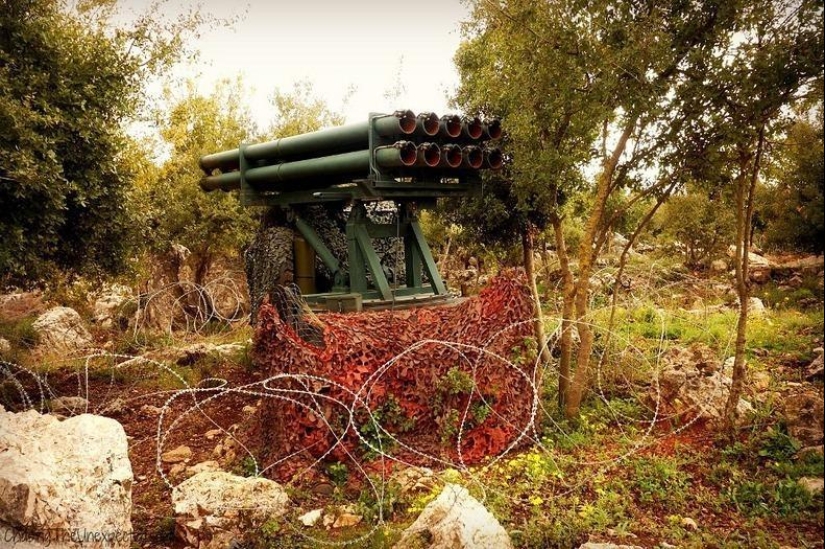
[0,0,213,285]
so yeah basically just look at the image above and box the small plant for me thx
[358,474,402,522]
[437,408,461,446]
[357,397,414,459]
[438,367,475,395]
[0,316,40,349]
[758,424,801,462]
[326,461,349,487]
[233,455,258,478]
[631,457,690,509]
[154,515,176,542]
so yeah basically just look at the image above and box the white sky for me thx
[120,0,470,127]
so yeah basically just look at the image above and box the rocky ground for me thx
[0,248,822,548]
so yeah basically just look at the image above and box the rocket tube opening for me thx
[462,146,483,169]
[418,143,441,167]
[484,118,502,140]
[440,114,462,138]
[394,110,417,135]
[463,116,483,140]
[442,144,463,168]
[417,112,440,136]
[484,147,504,169]
[397,141,417,166]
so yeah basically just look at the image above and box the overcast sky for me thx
[120,0,470,127]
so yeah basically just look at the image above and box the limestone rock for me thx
[710,259,728,273]
[395,483,513,549]
[391,466,437,496]
[798,477,824,495]
[681,516,699,531]
[781,389,824,446]
[299,508,323,527]
[93,284,133,327]
[172,471,289,549]
[161,445,193,464]
[655,344,753,422]
[185,460,222,478]
[32,307,92,351]
[0,409,133,548]
[805,350,824,382]
[48,396,89,416]
[747,297,766,317]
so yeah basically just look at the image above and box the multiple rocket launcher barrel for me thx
[198,110,503,193]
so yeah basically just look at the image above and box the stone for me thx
[100,398,126,415]
[710,259,728,273]
[680,517,699,531]
[299,508,323,527]
[32,306,93,351]
[797,445,824,461]
[48,396,89,415]
[172,471,289,549]
[654,344,753,423]
[0,337,10,354]
[749,266,772,284]
[93,284,133,326]
[322,506,362,529]
[798,477,824,495]
[747,297,766,317]
[781,389,824,446]
[805,351,824,382]
[0,409,133,548]
[391,466,437,496]
[612,232,629,249]
[395,483,513,549]
[186,461,222,478]
[140,404,163,416]
[161,445,193,464]
[752,371,772,392]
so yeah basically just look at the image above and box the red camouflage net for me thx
[253,269,537,478]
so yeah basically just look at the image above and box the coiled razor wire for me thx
[0,262,748,546]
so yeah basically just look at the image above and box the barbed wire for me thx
[0,266,755,546]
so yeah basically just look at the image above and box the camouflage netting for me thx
[253,269,537,477]
[245,224,294,323]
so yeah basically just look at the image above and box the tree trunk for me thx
[551,215,575,408]
[725,128,765,430]
[522,227,554,391]
[564,119,636,418]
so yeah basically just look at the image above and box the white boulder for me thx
[172,471,289,549]
[0,407,133,548]
[655,345,753,422]
[394,483,513,549]
[32,307,92,351]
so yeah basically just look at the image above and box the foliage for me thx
[656,189,737,269]
[0,0,210,286]
[133,78,259,282]
[758,100,825,253]
[265,79,346,139]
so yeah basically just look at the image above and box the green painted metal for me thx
[409,218,447,295]
[294,216,346,290]
[200,142,416,193]
[199,110,416,173]
[197,110,504,307]
[346,203,393,301]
